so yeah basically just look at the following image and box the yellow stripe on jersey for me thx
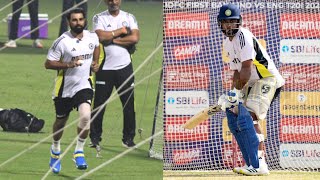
[54,70,64,97]
[253,59,273,78]
[98,43,104,66]
[91,43,105,88]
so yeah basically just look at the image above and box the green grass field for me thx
[0,0,163,179]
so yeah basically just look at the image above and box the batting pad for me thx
[226,109,250,167]
[237,104,259,168]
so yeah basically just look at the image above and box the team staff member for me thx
[90,0,139,148]
[5,0,43,48]
[217,4,285,176]
[45,8,99,173]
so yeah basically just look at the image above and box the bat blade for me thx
[182,105,221,130]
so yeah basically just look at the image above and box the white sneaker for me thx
[240,164,270,176]
[4,40,17,48]
[233,164,248,174]
[258,157,269,174]
[33,39,43,48]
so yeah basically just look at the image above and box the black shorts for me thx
[54,88,93,119]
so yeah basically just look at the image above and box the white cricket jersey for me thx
[223,27,285,88]
[92,10,138,70]
[47,30,99,98]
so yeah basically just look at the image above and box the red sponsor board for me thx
[280,13,320,38]
[280,65,320,90]
[164,12,210,37]
[173,44,201,60]
[165,117,209,141]
[222,143,244,168]
[242,13,267,37]
[172,148,202,165]
[165,64,209,89]
[280,117,320,143]
[222,64,233,90]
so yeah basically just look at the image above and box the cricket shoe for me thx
[49,150,61,174]
[33,39,43,48]
[4,40,17,48]
[258,157,270,174]
[233,164,248,174]
[240,164,269,176]
[89,142,99,148]
[89,137,101,148]
[73,151,88,170]
[122,139,136,148]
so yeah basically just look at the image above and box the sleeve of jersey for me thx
[47,39,63,61]
[238,34,256,62]
[94,34,100,47]
[128,13,138,30]
[92,15,104,31]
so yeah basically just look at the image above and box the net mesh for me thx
[150,0,320,171]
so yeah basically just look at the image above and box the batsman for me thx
[216,4,285,176]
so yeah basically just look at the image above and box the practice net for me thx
[149,0,320,171]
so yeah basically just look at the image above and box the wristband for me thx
[111,31,115,37]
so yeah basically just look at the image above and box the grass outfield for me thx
[0,0,163,179]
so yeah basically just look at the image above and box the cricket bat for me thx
[182,105,221,129]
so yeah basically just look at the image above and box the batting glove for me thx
[226,88,244,106]
[218,94,233,111]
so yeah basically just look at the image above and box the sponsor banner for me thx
[222,117,267,142]
[280,65,320,90]
[280,92,320,116]
[280,143,320,168]
[165,65,209,89]
[172,148,203,165]
[164,12,210,37]
[165,91,209,115]
[173,44,202,60]
[280,39,320,64]
[165,117,209,141]
[280,13,320,38]
[280,117,320,143]
[242,13,267,37]
[222,39,266,63]
[222,143,244,168]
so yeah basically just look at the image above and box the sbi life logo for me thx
[167,96,207,105]
[282,150,289,157]
[282,45,290,53]
[167,97,175,104]
[282,44,320,54]
[282,45,304,53]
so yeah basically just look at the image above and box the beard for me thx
[108,5,119,12]
[71,25,85,34]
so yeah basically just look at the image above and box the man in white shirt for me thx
[89,0,139,148]
[45,8,100,174]
[217,4,285,176]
